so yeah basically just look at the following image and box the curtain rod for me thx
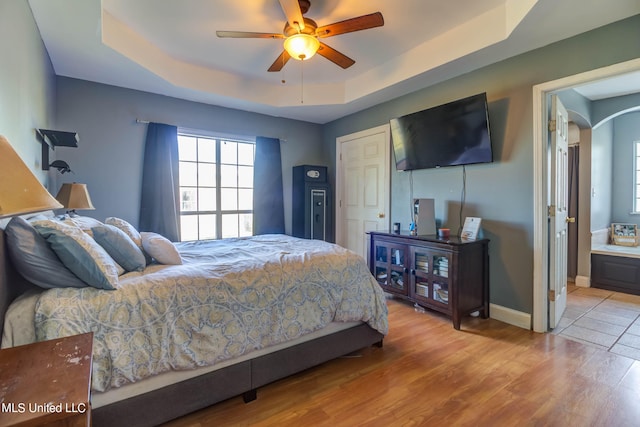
[135,119,286,142]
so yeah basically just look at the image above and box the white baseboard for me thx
[575,275,590,287]
[490,303,531,330]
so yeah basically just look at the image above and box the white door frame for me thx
[532,57,640,333]
[335,124,391,248]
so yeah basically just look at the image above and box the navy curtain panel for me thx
[253,136,285,235]
[139,122,181,242]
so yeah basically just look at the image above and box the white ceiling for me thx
[573,70,640,100]
[28,0,640,124]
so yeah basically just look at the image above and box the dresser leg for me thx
[452,313,461,330]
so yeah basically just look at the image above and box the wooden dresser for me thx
[368,231,490,329]
[0,332,93,427]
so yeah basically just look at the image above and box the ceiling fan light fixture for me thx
[283,33,319,60]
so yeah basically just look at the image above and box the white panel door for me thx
[336,125,390,259]
[549,95,569,328]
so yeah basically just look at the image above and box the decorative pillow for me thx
[104,217,150,264]
[31,219,119,290]
[92,224,146,272]
[141,232,183,265]
[25,213,53,222]
[4,217,87,289]
[114,261,126,277]
[63,215,103,237]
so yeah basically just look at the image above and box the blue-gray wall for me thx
[612,112,640,226]
[557,89,591,127]
[55,77,327,233]
[593,93,640,126]
[557,91,640,234]
[0,1,56,186]
[592,121,615,231]
[4,1,640,317]
[322,15,640,314]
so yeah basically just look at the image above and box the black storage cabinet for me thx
[292,165,333,242]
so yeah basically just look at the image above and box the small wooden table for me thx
[0,332,93,427]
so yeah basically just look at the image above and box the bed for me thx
[0,216,387,427]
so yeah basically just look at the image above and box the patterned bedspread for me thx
[34,235,388,392]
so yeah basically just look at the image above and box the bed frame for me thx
[0,231,384,426]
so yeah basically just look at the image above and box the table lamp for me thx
[0,135,63,218]
[55,183,95,217]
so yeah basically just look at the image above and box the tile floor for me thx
[552,284,640,360]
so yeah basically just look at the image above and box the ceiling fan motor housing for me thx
[298,0,311,15]
[284,17,318,36]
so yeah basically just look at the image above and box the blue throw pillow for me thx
[92,224,146,272]
[32,220,119,290]
[5,217,87,289]
[105,217,151,265]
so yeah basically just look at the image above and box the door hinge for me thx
[549,119,556,132]
[548,290,556,302]
[548,205,556,217]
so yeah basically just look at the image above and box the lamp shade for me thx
[283,34,320,60]
[55,183,95,211]
[0,135,63,218]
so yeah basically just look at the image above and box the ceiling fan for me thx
[216,0,384,72]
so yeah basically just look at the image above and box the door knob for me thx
[566,217,576,223]
[377,213,385,218]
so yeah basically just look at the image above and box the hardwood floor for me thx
[164,297,640,426]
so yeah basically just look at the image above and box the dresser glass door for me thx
[374,241,408,295]
[432,255,449,306]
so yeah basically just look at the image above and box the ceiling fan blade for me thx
[317,42,355,69]
[316,12,384,38]
[268,50,292,72]
[278,0,306,31]
[216,31,283,39]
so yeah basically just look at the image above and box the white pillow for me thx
[141,232,182,265]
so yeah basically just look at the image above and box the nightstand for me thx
[0,332,93,427]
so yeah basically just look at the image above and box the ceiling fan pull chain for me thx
[300,60,304,104]
[281,55,286,84]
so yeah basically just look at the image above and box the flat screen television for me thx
[390,92,493,171]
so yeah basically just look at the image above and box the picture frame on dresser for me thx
[461,217,482,241]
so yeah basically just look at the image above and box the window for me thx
[178,133,255,241]
[635,141,640,214]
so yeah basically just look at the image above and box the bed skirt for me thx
[92,323,383,427]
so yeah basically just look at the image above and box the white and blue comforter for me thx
[34,235,388,392]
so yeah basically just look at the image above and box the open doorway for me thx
[532,57,640,333]
[565,118,592,289]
